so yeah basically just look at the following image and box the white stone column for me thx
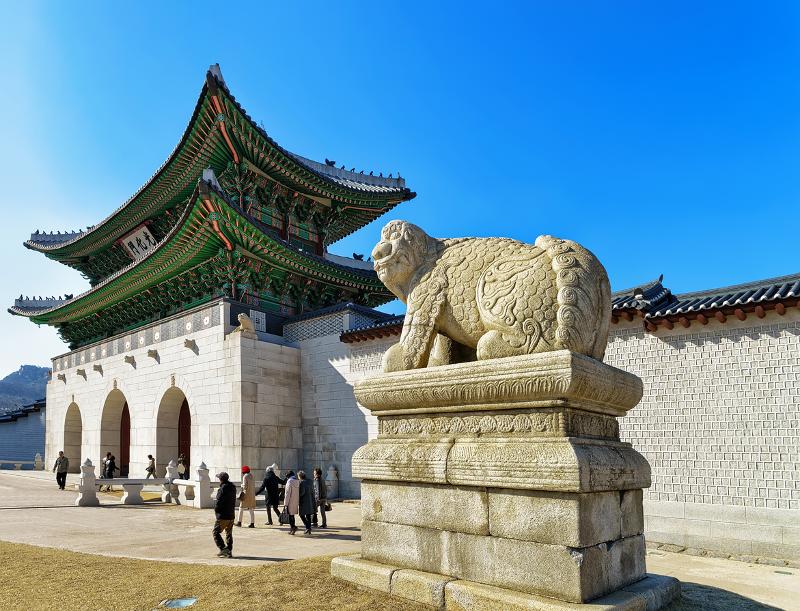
[162,460,179,503]
[75,459,99,507]
[193,462,214,509]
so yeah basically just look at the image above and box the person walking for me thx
[282,471,299,535]
[99,451,111,490]
[298,470,315,535]
[177,454,187,479]
[145,455,156,479]
[235,465,256,528]
[312,467,328,528]
[254,464,285,525]
[103,455,118,492]
[212,472,236,558]
[52,451,69,490]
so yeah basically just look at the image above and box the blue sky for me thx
[1,1,799,376]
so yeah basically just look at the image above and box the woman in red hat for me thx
[236,465,256,528]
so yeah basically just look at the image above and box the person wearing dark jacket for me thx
[254,464,286,525]
[212,472,237,558]
[312,467,328,528]
[102,455,118,492]
[297,470,315,535]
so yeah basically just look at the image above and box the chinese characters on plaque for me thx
[119,225,158,260]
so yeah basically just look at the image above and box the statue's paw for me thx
[381,344,406,372]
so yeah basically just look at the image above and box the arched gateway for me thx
[156,387,191,477]
[63,403,82,473]
[99,389,130,477]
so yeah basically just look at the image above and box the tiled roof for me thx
[340,314,404,342]
[613,272,800,319]
[285,302,394,325]
[25,65,414,253]
[287,154,409,194]
[339,271,800,342]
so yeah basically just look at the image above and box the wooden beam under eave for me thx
[715,311,727,323]
[776,302,786,315]
[621,311,633,322]
[734,308,747,321]
[644,320,658,332]
[611,315,619,324]
[755,305,766,318]
[697,313,708,325]
[679,317,690,328]
[663,319,674,330]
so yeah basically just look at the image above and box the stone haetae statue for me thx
[371,220,611,372]
[232,312,257,338]
[335,220,679,608]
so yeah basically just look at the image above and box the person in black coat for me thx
[255,465,286,525]
[102,456,118,492]
[297,470,315,535]
[212,472,237,558]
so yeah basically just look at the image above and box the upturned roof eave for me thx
[13,180,392,325]
[25,66,415,259]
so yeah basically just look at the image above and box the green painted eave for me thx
[20,182,391,328]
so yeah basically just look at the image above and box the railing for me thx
[74,460,340,508]
[0,453,45,471]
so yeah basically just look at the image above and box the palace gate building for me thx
[9,66,799,562]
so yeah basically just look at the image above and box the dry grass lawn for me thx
[0,540,778,610]
[0,541,424,611]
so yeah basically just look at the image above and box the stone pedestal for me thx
[332,351,679,609]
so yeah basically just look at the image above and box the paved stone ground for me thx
[0,471,360,566]
[1,471,798,609]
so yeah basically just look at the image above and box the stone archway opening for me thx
[63,403,82,473]
[156,387,191,477]
[100,389,130,477]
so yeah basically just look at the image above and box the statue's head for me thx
[237,313,247,322]
[372,220,436,302]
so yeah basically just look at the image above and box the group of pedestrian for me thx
[281,468,328,535]
[211,464,330,558]
[99,452,118,491]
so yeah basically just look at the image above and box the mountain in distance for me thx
[0,365,49,413]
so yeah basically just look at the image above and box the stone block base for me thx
[361,520,646,602]
[331,555,680,610]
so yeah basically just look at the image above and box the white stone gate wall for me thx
[606,310,800,561]
[45,300,303,483]
[296,320,395,498]
[238,333,302,482]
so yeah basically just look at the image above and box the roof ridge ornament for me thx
[207,63,226,87]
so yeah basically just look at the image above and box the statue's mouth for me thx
[373,257,392,273]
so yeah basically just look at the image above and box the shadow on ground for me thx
[668,582,781,611]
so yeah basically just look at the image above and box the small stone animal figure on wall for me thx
[371,220,611,372]
[232,313,257,338]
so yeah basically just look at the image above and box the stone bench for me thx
[95,478,169,504]
[0,454,46,471]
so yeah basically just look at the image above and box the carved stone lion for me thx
[233,312,257,337]
[371,220,611,372]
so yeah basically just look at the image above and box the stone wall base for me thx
[331,554,680,610]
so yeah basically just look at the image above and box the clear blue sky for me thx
[1,1,799,376]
